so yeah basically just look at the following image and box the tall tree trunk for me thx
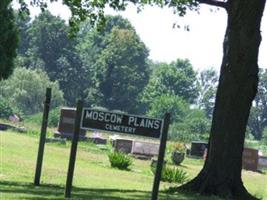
[180,0,266,199]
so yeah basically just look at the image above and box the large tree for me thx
[181,1,265,199]
[75,15,149,112]
[0,0,18,80]
[24,11,73,81]
[17,0,267,199]
[17,11,89,106]
[88,27,150,113]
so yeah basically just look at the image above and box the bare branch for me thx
[196,0,227,9]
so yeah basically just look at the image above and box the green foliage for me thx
[261,127,267,146]
[108,151,133,170]
[21,0,199,35]
[161,166,188,183]
[183,109,211,135]
[147,95,190,123]
[248,68,267,140]
[0,0,19,80]
[142,59,198,107]
[17,11,88,106]
[25,11,70,77]
[16,13,149,109]
[26,129,40,137]
[48,107,60,127]
[0,96,13,119]
[169,109,211,142]
[197,68,218,119]
[84,23,150,113]
[24,107,60,127]
[151,165,188,184]
[14,11,31,56]
[0,68,64,116]
[24,113,42,125]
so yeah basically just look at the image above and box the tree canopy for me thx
[0,0,19,80]
[0,67,64,115]
[87,26,150,113]
[142,59,198,105]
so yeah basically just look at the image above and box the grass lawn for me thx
[0,131,266,199]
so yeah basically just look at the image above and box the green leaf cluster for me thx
[0,96,13,119]
[147,95,189,123]
[142,59,199,106]
[108,151,133,170]
[151,165,189,183]
[0,67,64,116]
[0,0,19,80]
[169,109,211,142]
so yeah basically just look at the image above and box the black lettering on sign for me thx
[81,109,163,138]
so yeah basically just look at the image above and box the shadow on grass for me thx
[0,180,222,200]
[0,180,152,199]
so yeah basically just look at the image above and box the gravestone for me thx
[242,147,259,171]
[131,141,159,157]
[258,156,267,170]
[54,107,86,139]
[88,132,107,144]
[114,139,133,153]
[0,123,13,131]
[190,141,208,157]
[88,136,107,144]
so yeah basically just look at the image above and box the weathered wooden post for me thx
[65,100,83,198]
[151,113,170,200]
[34,88,52,186]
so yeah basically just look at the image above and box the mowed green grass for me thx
[0,131,266,200]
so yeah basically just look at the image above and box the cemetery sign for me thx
[65,102,170,200]
[81,108,163,138]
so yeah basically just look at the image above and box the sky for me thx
[13,1,267,72]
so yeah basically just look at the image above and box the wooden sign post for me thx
[65,100,83,198]
[34,88,51,186]
[151,113,170,200]
[65,107,170,199]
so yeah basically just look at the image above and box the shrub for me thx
[162,166,188,183]
[108,151,133,170]
[26,129,40,136]
[0,97,13,119]
[151,165,188,184]
[24,113,42,125]
[48,107,60,127]
[24,107,60,127]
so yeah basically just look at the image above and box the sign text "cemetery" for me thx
[81,108,163,138]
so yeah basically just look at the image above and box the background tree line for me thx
[0,10,266,144]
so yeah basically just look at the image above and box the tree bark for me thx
[179,0,266,199]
